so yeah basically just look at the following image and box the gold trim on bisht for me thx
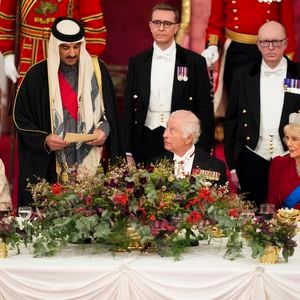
[176,0,191,46]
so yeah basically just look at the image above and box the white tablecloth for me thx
[0,236,300,300]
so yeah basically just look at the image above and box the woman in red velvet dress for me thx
[267,113,300,210]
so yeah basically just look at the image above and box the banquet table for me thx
[0,236,300,300]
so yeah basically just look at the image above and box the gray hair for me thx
[170,110,201,144]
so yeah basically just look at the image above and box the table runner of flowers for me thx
[0,161,298,262]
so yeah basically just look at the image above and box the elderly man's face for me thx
[163,116,191,155]
[59,42,81,65]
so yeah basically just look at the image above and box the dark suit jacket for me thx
[224,58,300,170]
[153,146,227,186]
[122,43,214,156]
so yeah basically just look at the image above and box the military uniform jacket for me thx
[224,58,300,170]
[122,44,214,155]
[206,0,295,58]
[0,0,106,85]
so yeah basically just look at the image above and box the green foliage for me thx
[242,218,298,262]
[23,161,298,263]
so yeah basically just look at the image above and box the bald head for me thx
[258,21,286,41]
[257,21,287,68]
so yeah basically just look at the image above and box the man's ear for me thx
[184,134,193,145]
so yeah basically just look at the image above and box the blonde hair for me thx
[284,123,300,141]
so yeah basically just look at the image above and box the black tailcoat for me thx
[225,58,300,170]
[122,44,214,159]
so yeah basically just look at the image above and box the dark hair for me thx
[151,3,179,23]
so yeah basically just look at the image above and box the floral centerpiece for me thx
[0,214,20,257]
[241,216,298,263]
[26,160,249,259]
[26,160,298,262]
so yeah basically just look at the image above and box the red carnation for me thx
[113,193,128,206]
[51,183,63,195]
[228,208,239,218]
[149,214,156,221]
[186,211,202,224]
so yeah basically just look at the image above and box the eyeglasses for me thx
[258,39,286,48]
[150,20,177,29]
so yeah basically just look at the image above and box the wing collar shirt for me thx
[252,57,287,160]
[145,40,176,130]
[173,145,196,178]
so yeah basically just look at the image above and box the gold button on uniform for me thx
[242,109,247,113]
[244,123,248,127]
[234,17,239,21]
[246,136,250,141]
[233,9,237,13]
[133,95,138,99]
[234,25,239,30]
[189,97,193,101]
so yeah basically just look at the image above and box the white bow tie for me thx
[263,68,285,77]
[154,51,172,61]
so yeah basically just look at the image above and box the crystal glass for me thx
[18,206,33,221]
[259,203,275,221]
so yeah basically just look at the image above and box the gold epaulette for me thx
[208,34,218,46]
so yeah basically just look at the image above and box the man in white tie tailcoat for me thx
[224,21,300,208]
[122,3,214,166]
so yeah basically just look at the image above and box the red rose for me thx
[186,211,202,224]
[149,214,156,221]
[228,208,239,218]
[84,195,93,206]
[113,193,128,206]
[51,183,63,195]
[192,168,200,174]
[198,188,214,203]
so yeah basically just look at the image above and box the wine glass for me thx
[259,203,275,221]
[18,206,33,221]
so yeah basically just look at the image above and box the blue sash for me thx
[283,186,300,208]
